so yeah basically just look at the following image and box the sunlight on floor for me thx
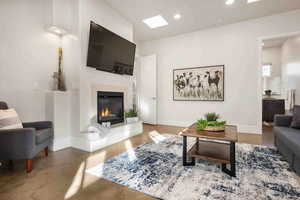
[125,140,137,161]
[87,151,107,164]
[64,151,107,199]
[64,161,86,200]
[149,130,166,143]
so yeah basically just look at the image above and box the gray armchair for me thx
[0,102,53,173]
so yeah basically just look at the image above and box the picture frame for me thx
[173,65,224,101]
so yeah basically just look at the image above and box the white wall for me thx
[262,47,282,95]
[140,10,300,134]
[0,0,79,123]
[79,0,134,132]
[281,35,300,107]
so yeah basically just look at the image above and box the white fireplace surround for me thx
[47,85,142,152]
[72,121,143,152]
[91,84,132,117]
[72,84,142,152]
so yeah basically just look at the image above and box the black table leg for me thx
[222,142,236,177]
[183,136,195,166]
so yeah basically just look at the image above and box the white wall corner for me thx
[71,136,92,152]
[50,136,72,151]
[237,125,262,134]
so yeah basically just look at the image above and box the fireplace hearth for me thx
[97,91,124,125]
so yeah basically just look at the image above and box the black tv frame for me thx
[87,21,136,76]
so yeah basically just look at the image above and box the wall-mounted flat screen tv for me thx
[87,21,136,75]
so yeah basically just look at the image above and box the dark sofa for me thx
[273,114,300,176]
[0,101,53,173]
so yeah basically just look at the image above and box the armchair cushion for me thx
[36,128,53,144]
[23,121,52,130]
[0,109,23,130]
[0,128,36,159]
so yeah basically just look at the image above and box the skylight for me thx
[143,15,168,29]
[247,0,261,3]
[225,0,235,5]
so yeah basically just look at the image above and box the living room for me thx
[1,0,300,199]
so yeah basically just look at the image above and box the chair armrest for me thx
[0,128,36,159]
[274,115,293,127]
[23,121,53,130]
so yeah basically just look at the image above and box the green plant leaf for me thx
[196,119,208,131]
[204,112,220,122]
[124,109,138,118]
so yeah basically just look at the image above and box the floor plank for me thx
[0,124,283,200]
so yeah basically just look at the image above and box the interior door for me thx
[139,55,157,124]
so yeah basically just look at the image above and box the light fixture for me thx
[247,0,261,3]
[225,0,235,5]
[143,15,168,29]
[174,14,181,20]
[47,26,68,36]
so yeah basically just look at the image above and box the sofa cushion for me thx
[274,126,300,156]
[35,128,52,144]
[0,109,23,130]
[291,105,300,129]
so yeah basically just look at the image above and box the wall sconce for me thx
[47,26,68,36]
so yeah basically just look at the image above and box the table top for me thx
[178,123,238,142]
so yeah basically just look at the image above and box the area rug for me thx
[86,134,300,200]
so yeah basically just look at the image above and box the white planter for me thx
[126,117,139,124]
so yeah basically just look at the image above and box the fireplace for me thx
[97,91,124,125]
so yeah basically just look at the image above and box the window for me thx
[262,64,272,77]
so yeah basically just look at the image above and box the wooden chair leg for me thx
[26,159,33,173]
[45,146,49,157]
[8,160,14,170]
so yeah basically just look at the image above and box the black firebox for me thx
[97,91,124,125]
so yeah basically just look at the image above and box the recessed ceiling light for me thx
[143,15,168,29]
[174,14,181,20]
[247,0,261,3]
[225,0,235,5]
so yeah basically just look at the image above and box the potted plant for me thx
[196,112,226,132]
[125,109,139,124]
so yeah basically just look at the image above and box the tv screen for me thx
[87,21,136,75]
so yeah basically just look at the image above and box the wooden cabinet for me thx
[262,99,285,122]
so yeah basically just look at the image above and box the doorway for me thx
[259,33,300,145]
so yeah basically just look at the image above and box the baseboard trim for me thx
[71,136,91,152]
[50,136,72,152]
[158,120,193,127]
[158,121,262,134]
[237,125,261,134]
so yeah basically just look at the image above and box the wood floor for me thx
[0,124,275,200]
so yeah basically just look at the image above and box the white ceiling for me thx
[263,34,300,48]
[104,0,300,42]
[263,37,289,48]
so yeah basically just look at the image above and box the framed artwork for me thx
[173,65,224,101]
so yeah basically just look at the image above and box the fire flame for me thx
[101,108,110,117]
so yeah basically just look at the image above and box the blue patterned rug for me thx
[86,133,300,200]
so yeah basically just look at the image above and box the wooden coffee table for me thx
[179,123,238,177]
